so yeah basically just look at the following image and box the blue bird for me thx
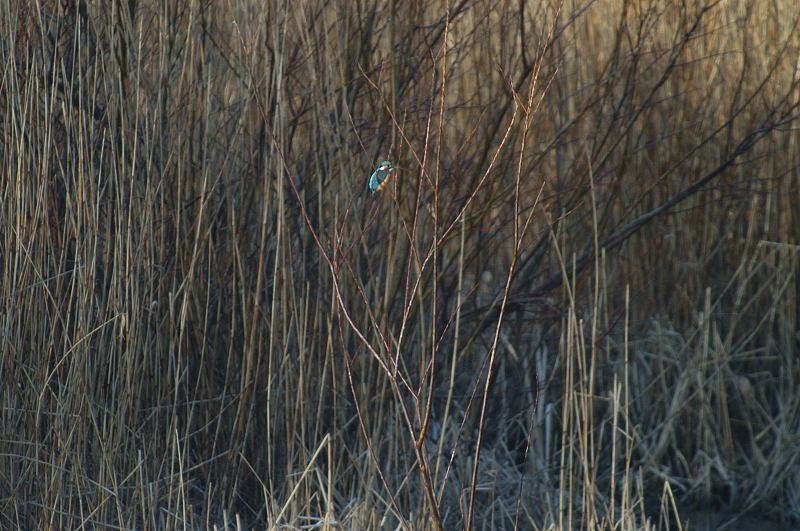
[368,160,396,192]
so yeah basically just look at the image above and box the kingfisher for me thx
[368,160,396,192]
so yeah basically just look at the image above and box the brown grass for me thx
[2,0,799,529]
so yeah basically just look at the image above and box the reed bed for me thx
[1,0,799,529]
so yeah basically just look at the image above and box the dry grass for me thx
[1,0,799,529]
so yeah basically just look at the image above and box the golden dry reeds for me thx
[1,0,799,529]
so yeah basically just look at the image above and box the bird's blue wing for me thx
[368,169,382,191]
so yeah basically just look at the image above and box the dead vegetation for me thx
[1,0,799,529]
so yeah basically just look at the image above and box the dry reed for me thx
[1,0,799,529]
